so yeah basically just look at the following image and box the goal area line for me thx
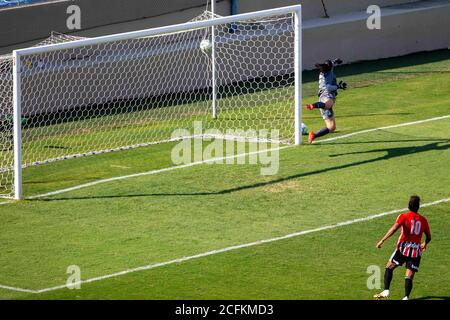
[1,197,449,294]
[0,133,287,199]
[0,114,448,201]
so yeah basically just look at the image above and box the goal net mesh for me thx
[0,12,296,198]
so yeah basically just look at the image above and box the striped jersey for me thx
[396,211,430,258]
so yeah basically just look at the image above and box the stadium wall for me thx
[2,1,448,66]
[303,1,450,68]
[2,0,448,117]
[0,0,421,49]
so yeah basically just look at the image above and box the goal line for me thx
[0,133,286,174]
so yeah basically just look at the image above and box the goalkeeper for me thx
[305,58,347,144]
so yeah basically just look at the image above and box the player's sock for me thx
[384,268,393,290]
[313,102,326,109]
[404,277,413,298]
[313,128,330,138]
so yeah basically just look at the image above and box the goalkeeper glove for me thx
[332,58,343,65]
[337,80,347,90]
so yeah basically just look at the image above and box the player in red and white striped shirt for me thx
[374,195,431,300]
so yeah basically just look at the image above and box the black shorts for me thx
[390,250,421,272]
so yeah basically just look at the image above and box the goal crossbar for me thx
[14,5,302,57]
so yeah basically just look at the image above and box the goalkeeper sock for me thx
[404,277,413,298]
[314,128,330,138]
[313,102,326,109]
[384,268,393,290]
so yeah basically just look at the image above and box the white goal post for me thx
[8,5,302,200]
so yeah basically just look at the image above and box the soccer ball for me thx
[301,122,308,135]
[199,39,212,54]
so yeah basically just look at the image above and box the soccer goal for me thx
[3,5,302,200]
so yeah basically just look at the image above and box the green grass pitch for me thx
[0,50,449,300]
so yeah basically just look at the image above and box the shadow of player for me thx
[329,140,450,159]
[33,140,449,201]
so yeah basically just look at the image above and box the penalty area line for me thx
[29,114,449,199]
[1,197,447,294]
[0,284,38,294]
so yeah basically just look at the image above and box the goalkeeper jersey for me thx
[318,71,337,97]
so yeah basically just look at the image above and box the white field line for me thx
[0,135,203,173]
[1,197,448,294]
[317,115,450,143]
[27,145,291,199]
[0,114,444,202]
[28,114,450,199]
[0,284,37,294]
[110,165,132,169]
[0,134,284,174]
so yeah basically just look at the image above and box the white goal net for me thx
[0,32,87,198]
[2,5,302,199]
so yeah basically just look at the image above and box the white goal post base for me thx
[9,5,302,200]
